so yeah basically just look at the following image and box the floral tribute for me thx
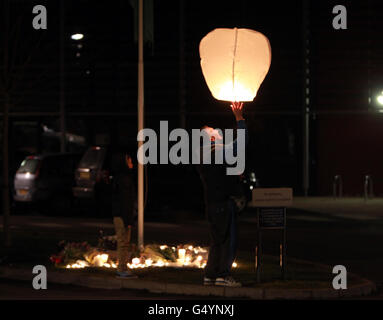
[49,233,219,270]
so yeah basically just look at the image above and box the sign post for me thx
[251,188,293,283]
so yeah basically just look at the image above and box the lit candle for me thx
[93,255,103,267]
[178,249,186,263]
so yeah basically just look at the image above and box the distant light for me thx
[71,33,84,40]
[377,92,383,106]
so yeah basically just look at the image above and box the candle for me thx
[178,249,186,264]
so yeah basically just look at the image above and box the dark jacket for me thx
[197,120,248,205]
[111,153,136,226]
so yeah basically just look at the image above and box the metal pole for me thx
[59,0,66,153]
[282,208,286,280]
[137,0,145,251]
[364,175,373,202]
[2,0,11,247]
[256,209,262,283]
[257,230,262,283]
[302,1,310,196]
[179,0,186,129]
[333,175,343,199]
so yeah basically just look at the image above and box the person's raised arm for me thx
[231,102,244,121]
[231,102,248,149]
[217,102,249,161]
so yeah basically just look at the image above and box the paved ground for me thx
[0,278,230,300]
[0,278,177,300]
[292,196,383,219]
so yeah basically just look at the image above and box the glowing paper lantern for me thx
[199,28,271,102]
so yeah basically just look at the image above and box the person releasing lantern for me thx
[196,28,270,287]
[196,102,248,287]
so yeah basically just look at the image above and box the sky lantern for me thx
[199,28,272,102]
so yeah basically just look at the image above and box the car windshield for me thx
[17,159,40,174]
[78,148,105,169]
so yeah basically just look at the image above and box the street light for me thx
[71,33,84,40]
[377,91,383,106]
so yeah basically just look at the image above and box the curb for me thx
[0,265,376,300]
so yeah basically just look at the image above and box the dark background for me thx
[1,0,383,215]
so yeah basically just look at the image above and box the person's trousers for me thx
[205,200,238,279]
[113,217,132,272]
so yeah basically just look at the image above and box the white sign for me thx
[251,188,293,207]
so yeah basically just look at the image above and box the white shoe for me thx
[203,277,215,286]
[215,276,242,287]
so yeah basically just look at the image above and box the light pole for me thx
[137,0,145,251]
[59,0,66,153]
[302,1,310,197]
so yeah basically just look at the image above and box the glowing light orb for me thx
[377,93,383,106]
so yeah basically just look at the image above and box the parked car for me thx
[13,153,81,206]
[72,146,112,200]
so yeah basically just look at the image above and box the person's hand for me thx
[230,102,244,121]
